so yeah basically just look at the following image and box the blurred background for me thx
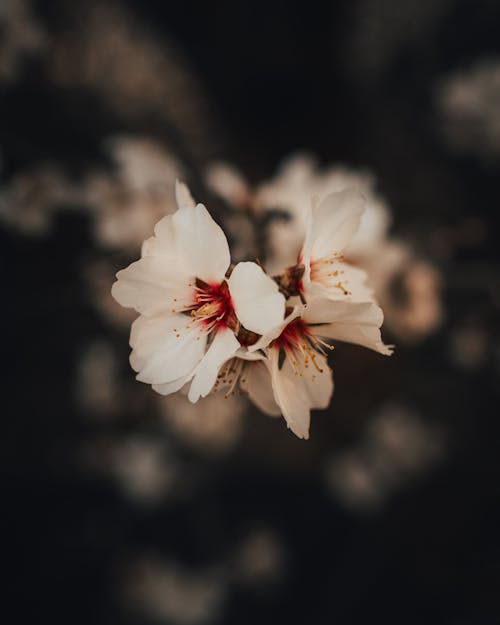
[3,0,500,623]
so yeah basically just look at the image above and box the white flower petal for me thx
[173,202,230,283]
[346,198,392,257]
[304,297,381,325]
[175,179,196,209]
[269,348,333,439]
[152,374,191,396]
[240,360,281,416]
[316,323,393,355]
[141,235,156,258]
[303,262,375,304]
[140,181,195,257]
[302,188,365,274]
[307,299,393,355]
[299,352,334,412]
[139,184,230,283]
[112,256,193,315]
[269,349,310,439]
[141,214,178,259]
[131,314,207,384]
[188,328,241,403]
[228,261,285,334]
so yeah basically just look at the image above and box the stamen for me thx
[272,316,333,378]
[224,359,244,398]
[309,253,352,295]
[183,279,238,332]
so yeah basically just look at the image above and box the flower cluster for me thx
[206,155,443,343]
[112,181,393,439]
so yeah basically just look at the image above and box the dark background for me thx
[3,1,500,623]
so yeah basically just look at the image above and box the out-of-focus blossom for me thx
[46,1,215,159]
[122,557,225,625]
[85,137,183,252]
[112,182,285,403]
[383,260,443,342]
[81,436,177,506]
[449,323,489,370]
[222,213,260,264]
[0,0,45,81]
[0,166,78,235]
[75,341,120,418]
[160,393,245,454]
[84,259,138,329]
[110,438,177,504]
[0,136,182,253]
[437,58,500,158]
[205,162,252,211]
[204,162,259,262]
[232,529,285,586]
[325,404,444,512]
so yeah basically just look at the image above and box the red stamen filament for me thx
[273,317,333,375]
[183,281,236,333]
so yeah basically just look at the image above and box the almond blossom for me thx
[111,182,285,403]
[248,297,391,439]
[194,188,392,439]
[110,173,394,440]
[238,188,392,439]
[299,188,375,303]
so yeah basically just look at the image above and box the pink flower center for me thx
[274,316,311,352]
[189,279,238,332]
[273,316,333,374]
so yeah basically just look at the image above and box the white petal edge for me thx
[240,360,281,416]
[269,348,309,439]
[138,183,230,284]
[268,348,334,439]
[175,179,196,209]
[306,300,394,355]
[152,374,192,396]
[112,256,193,314]
[188,327,241,403]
